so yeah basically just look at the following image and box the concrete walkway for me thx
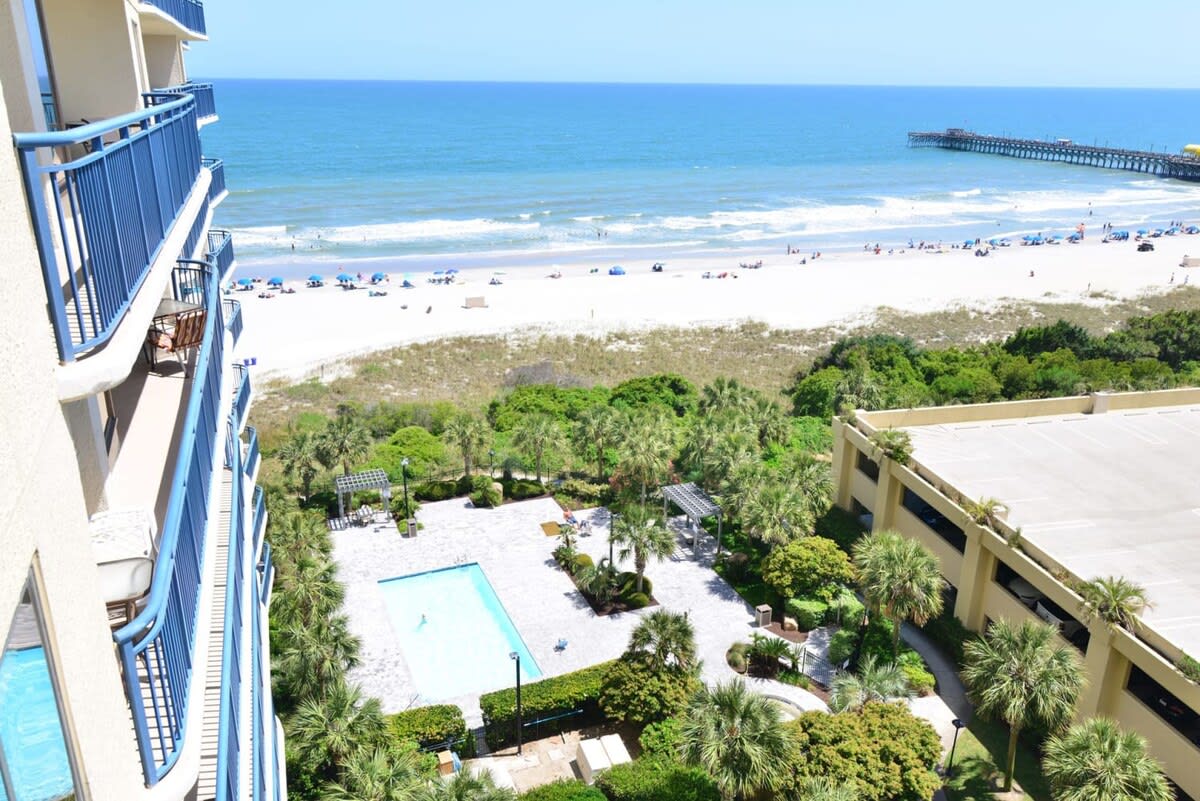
[900,622,974,759]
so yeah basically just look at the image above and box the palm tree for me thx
[1042,717,1172,801]
[711,426,759,490]
[628,609,697,670]
[273,553,344,629]
[748,395,790,448]
[321,745,425,801]
[287,678,387,782]
[573,405,621,482]
[681,414,727,489]
[835,355,884,413]
[740,479,810,547]
[680,679,793,800]
[747,634,792,679]
[279,429,323,501]
[700,377,751,414]
[788,453,834,522]
[268,509,332,573]
[318,410,373,476]
[618,412,673,503]
[852,530,944,656]
[611,504,675,594]
[828,655,913,713]
[791,778,859,801]
[1077,576,1151,631]
[443,413,489,477]
[576,557,620,603]
[273,614,361,702]
[416,769,516,801]
[962,618,1085,793]
[511,413,565,483]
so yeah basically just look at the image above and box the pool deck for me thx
[334,496,820,727]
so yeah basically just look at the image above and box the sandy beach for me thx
[234,235,1200,381]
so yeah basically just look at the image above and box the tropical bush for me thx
[414,479,461,502]
[785,703,942,801]
[598,656,699,727]
[554,479,611,505]
[479,661,614,750]
[1179,653,1200,683]
[609,373,698,417]
[363,425,445,482]
[900,663,936,695]
[518,779,606,801]
[716,551,752,582]
[622,591,651,609]
[387,704,475,758]
[828,628,858,667]
[786,598,829,632]
[504,478,548,500]
[595,759,720,801]
[826,588,865,627]
[762,536,854,603]
[570,553,594,574]
[638,717,683,759]
[469,475,503,508]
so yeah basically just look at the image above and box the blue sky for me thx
[190,1,1200,87]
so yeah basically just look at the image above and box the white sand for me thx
[234,236,1200,381]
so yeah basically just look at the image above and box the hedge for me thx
[479,661,615,750]
[594,759,720,801]
[785,598,828,631]
[388,704,475,758]
[519,779,606,801]
[414,480,462,502]
[504,479,548,500]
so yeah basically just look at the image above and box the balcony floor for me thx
[104,355,192,526]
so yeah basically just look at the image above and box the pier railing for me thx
[908,129,1200,182]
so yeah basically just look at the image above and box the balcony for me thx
[207,229,236,285]
[139,0,207,38]
[223,298,243,346]
[232,364,251,434]
[202,158,228,206]
[147,83,217,127]
[13,95,202,364]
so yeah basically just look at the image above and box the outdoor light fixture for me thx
[946,718,966,777]
[400,457,411,532]
[510,651,523,755]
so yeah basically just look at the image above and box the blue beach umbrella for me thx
[963,240,974,247]
[336,272,354,282]
[446,268,459,274]
[433,270,445,276]
[237,277,253,286]
[267,276,283,286]
[609,265,626,275]
[308,274,323,282]
[1137,228,1149,235]
[372,272,386,281]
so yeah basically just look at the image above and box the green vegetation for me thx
[942,717,1052,801]
[594,760,720,801]
[1041,718,1173,801]
[1075,575,1151,631]
[828,655,913,713]
[478,662,614,750]
[518,780,607,801]
[387,704,475,759]
[853,530,945,657]
[762,536,854,603]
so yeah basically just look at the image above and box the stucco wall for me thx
[40,0,143,123]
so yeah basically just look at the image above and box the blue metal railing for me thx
[252,486,266,555]
[223,298,243,345]
[40,90,58,129]
[207,229,235,284]
[13,95,201,362]
[244,426,260,479]
[182,192,211,260]
[215,416,245,801]
[232,365,251,433]
[113,259,223,784]
[146,82,216,121]
[202,157,227,205]
[142,0,206,36]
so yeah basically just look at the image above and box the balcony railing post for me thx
[16,147,72,362]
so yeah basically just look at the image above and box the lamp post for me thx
[509,651,523,755]
[401,457,411,533]
[489,449,495,477]
[945,718,966,778]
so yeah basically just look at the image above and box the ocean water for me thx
[202,81,1200,268]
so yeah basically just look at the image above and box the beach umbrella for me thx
[988,238,1000,246]
[308,274,323,282]
[1187,226,1199,234]
[372,272,386,281]
[336,272,353,282]
[267,276,283,286]
[963,240,974,247]
[237,277,253,286]
[433,270,444,276]
[1137,228,1149,235]
[609,265,626,275]
[446,268,459,274]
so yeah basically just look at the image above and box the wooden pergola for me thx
[661,482,722,558]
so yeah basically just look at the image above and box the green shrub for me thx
[479,661,614,750]
[469,475,503,508]
[595,759,720,801]
[623,591,651,609]
[571,553,594,574]
[1179,654,1200,684]
[388,704,475,758]
[826,588,865,627]
[363,426,445,482]
[814,506,867,555]
[505,479,547,500]
[717,551,751,582]
[785,598,829,632]
[901,663,936,695]
[859,617,897,665]
[599,658,698,726]
[390,493,420,520]
[519,779,606,801]
[828,628,859,666]
[618,573,652,597]
[414,480,460,502]
[779,669,811,689]
[762,537,854,603]
[638,718,683,761]
[556,479,611,505]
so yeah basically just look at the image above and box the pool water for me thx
[0,647,74,801]
[378,563,541,701]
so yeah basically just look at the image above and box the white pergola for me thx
[661,482,722,557]
[334,468,392,520]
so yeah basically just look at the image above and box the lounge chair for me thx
[146,309,206,376]
[555,638,568,651]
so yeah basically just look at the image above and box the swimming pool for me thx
[0,646,74,801]
[378,563,541,701]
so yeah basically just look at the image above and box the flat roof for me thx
[902,404,1200,657]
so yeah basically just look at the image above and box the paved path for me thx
[900,622,974,765]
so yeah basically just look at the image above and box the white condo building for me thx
[0,1,282,799]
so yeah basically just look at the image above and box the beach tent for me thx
[267,276,283,286]
[608,265,626,275]
[336,272,354,283]
[371,272,386,282]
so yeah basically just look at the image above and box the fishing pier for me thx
[908,129,1200,182]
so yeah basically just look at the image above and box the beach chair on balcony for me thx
[146,309,206,376]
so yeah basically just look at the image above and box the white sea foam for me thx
[314,218,540,244]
